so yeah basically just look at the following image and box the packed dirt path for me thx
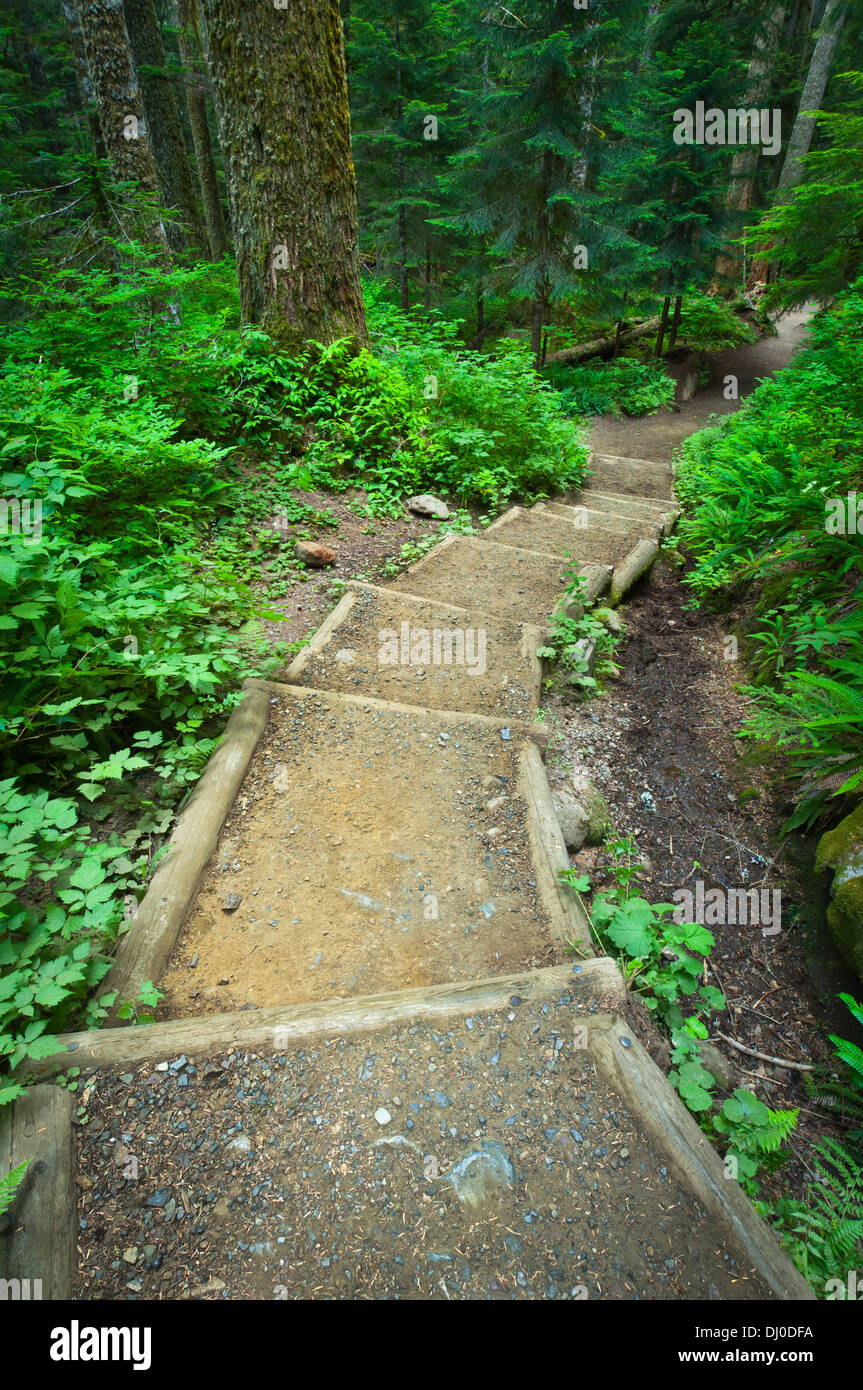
[156,457,671,1017]
[590,306,813,462]
[60,422,812,1301]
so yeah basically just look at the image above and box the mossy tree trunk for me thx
[776,0,846,195]
[122,0,207,251]
[75,0,160,193]
[176,0,229,260]
[198,0,367,348]
[713,3,786,285]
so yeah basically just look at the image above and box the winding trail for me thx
[590,306,813,462]
[6,315,817,1302]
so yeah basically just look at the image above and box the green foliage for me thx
[711,1090,798,1192]
[674,293,758,354]
[769,994,863,1291]
[368,295,589,505]
[749,75,863,312]
[559,835,798,1187]
[544,356,675,418]
[770,1139,863,1293]
[0,1159,28,1216]
[676,286,863,825]
[537,568,621,690]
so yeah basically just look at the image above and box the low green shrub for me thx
[544,355,675,417]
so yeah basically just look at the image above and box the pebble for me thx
[374,1108,392,1126]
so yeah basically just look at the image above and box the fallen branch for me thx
[715,1030,815,1073]
[545,316,663,365]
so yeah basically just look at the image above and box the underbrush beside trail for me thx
[0,249,589,1097]
[675,284,863,833]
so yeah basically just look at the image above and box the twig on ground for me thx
[715,1030,815,1072]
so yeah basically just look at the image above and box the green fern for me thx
[0,1160,28,1218]
[805,994,863,1143]
[772,1138,863,1292]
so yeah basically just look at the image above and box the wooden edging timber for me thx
[284,588,357,681]
[610,536,659,605]
[519,741,593,952]
[588,1014,816,1301]
[26,960,624,1074]
[0,1084,75,1300]
[101,682,272,1017]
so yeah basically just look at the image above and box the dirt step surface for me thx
[586,457,676,501]
[288,582,540,720]
[488,508,649,566]
[553,492,670,525]
[529,500,660,537]
[394,534,609,624]
[158,689,559,1017]
[73,993,773,1302]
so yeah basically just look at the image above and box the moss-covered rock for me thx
[570,774,612,846]
[815,803,863,983]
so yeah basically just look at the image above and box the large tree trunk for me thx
[123,0,207,251]
[714,3,786,284]
[63,0,119,266]
[199,0,367,348]
[75,0,161,193]
[394,4,409,312]
[176,0,229,259]
[776,0,846,194]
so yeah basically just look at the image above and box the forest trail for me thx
[63,435,811,1301]
[590,305,814,462]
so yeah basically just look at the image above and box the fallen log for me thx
[546,315,663,366]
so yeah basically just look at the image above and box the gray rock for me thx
[551,790,591,850]
[696,1041,735,1091]
[563,637,596,678]
[223,894,242,913]
[570,774,611,844]
[406,494,450,519]
[444,1141,516,1209]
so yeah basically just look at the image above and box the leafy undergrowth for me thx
[0,248,588,1098]
[562,838,863,1294]
[544,355,675,418]
[675,284,863,831]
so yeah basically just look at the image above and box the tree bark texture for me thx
[777,0,846,194]
[75,0,160,192]
[123,0,207,249]
[176,0,229,259]
[199,0,368,348]
[714,3,786,283]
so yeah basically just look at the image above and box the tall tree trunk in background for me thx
[63,0,104,156]
[394,2,409,312]
[776,0,846,193]
[474,281,485,348]
[714,4,786,285]
[666,293,683,353]
[176,0,229,259]
[531,149,553,368]
[199,0,367,348]
[654,295,670,357]
[75,0,161,194]
[123,0,207,250]
[63,0,118,264]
